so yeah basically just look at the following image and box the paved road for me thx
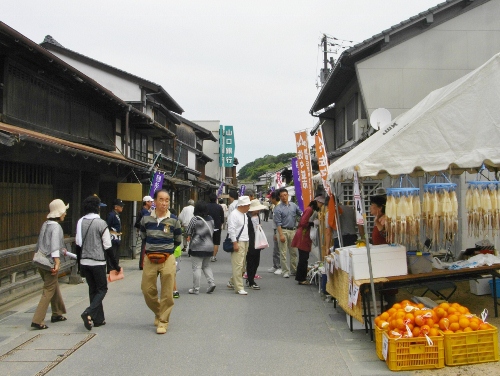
[0,220,408,376]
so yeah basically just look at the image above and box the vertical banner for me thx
[223,126,235,167]
[314,128,331,196]
[275,172,283,189]
[353,171,364,225]
[219,125,224,167]
[291,157,304,211]
[217,182,225,198]
[239,184,246,196]
[149,171,164,198]
[295,131,313,209]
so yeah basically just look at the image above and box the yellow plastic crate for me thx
[441,325,499,366]
[383,332,445,371]
[375,326,386,360]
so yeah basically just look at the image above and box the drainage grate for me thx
[0,333,95,376]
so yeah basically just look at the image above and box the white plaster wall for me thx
[192,120,221,181]
[187,150,196,170]
[357,0,500,121]
[49,52,142,101]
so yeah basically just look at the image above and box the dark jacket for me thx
[207,202,224,230]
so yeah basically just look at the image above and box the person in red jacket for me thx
[291,195,325,285]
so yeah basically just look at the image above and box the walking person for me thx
[178,199,195,252]
[267,191,282,275]
[140,189,182,334]
[186,201,216,295]
[246,199,267,290]
[31,199,69,330]
[292,196,325,285]
[77,195,120,331]
[227,190,239,217]
[207,193,224,262]
[135,195,153,270]
[226,196,251,295]
[274,188,302,278]
[106,199,124,274]
[219,198,228,229]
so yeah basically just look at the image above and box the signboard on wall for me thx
[117,183,143,202]
[223,125,235,167]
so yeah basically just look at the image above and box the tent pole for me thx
[358,177,379,318]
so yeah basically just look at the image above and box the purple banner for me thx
[239,184,246,196]
[149,172,164,198]
[291,157,304,211]
[217,182,225,198]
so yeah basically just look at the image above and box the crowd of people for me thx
[31,187,386,335]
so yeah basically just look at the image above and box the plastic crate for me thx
[383,332,445,371]
[375,326,386,360]
[441,325,499,366]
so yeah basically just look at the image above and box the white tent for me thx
[328,52,500,182]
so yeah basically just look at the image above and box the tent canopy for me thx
[328,53,500,182]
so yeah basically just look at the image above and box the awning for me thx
[0,122,148,170]
[328,52,500,182]
[163,175,192,187]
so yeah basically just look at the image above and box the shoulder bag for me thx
[223,215,245,253]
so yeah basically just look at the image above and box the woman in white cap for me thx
[245,199,268,290]
[31,199,69,329]
[291,196,325,285]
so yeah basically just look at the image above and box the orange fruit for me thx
[387,308,397,316]
[449,322,460,332]
[426,318,435,327]
[455,329,463,333]
[429,328,439,337]
[447,307,457,315]
[478,323,491,330]
[420,324,431,335]
[439,302,450,310]
[414,315,425,327]
[451,302,461,308]
[404,313,415,322]
[380,312,390,321]
[392,303,402,310]
[463,327,473,332]
[457,306,468,315]
[396,318,406,331]
[412,326,421,337]
[439,318,450,331]
[448,314,459,324]
[469,320,479,331]
[395,311,406,319]
[458,317,470,329]
[435,307,447,318]
[417,303,425,309]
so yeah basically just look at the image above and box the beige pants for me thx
[229,241,249,292]
[141,255,176,324]
[32,268,66,325]
[278,229,298,275]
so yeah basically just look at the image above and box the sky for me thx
[2,0,440,171]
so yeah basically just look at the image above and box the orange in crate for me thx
[441,324,499,366]
[382,332,445,371]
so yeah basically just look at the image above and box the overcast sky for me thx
[2,0,439,170]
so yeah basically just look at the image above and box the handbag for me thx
[108,267,124,282]
[223,215,245,253]
[254,224,269,249]
[33,249,54,271]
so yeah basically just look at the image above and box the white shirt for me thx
[227,210,249,242]
[178,205,195,227]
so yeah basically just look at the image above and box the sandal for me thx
[51,315,67,323]
[31,322,49,330]
[80,312,92,331]
[298,281,310,285]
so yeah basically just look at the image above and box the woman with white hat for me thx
[245,199,268,290]
[31,199,69,329]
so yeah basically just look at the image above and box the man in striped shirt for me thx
[140,189,182,334]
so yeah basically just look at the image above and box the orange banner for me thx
[295,131,313,208]
[314,128,331,196]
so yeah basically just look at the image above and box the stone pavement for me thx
[0,221,411,376]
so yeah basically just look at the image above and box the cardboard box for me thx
[469,276,492,295]
[349,244,407,280]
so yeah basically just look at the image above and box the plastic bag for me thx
[254,225,269,249]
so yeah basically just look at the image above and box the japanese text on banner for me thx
[294,131,313,209]
[314,129,331,196]
[353,171,364,225]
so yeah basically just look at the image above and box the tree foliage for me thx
[237,153,296,181]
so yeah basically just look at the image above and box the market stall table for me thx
[327,263,500,340]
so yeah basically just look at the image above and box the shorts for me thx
[212,229,221,245]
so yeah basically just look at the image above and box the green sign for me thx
[223,125,235,167]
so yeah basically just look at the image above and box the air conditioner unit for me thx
[353,119,368,141]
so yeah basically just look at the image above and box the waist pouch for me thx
[147,253,170,264]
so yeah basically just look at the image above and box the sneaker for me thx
[211,256,217,262]
[207,285,216,294]
[173,291,180,298]
[268,267,277,273]
[237,290,248,295]
[243,273,248,279]
[250,283,260,290]
[274,269,282,275]
[188,288,199,295]
[156,324,167,334]
[283,272,290,278]
[227,281,234,289]
[255,274,262,279]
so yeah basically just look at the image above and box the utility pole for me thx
[320,34,330,85]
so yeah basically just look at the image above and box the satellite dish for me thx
[369,108,392,130]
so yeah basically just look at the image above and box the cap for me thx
[314,195,326,204]
[113,199,125,207]
[143,195,153,202]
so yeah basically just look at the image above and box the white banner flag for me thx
[353,171,364,225]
